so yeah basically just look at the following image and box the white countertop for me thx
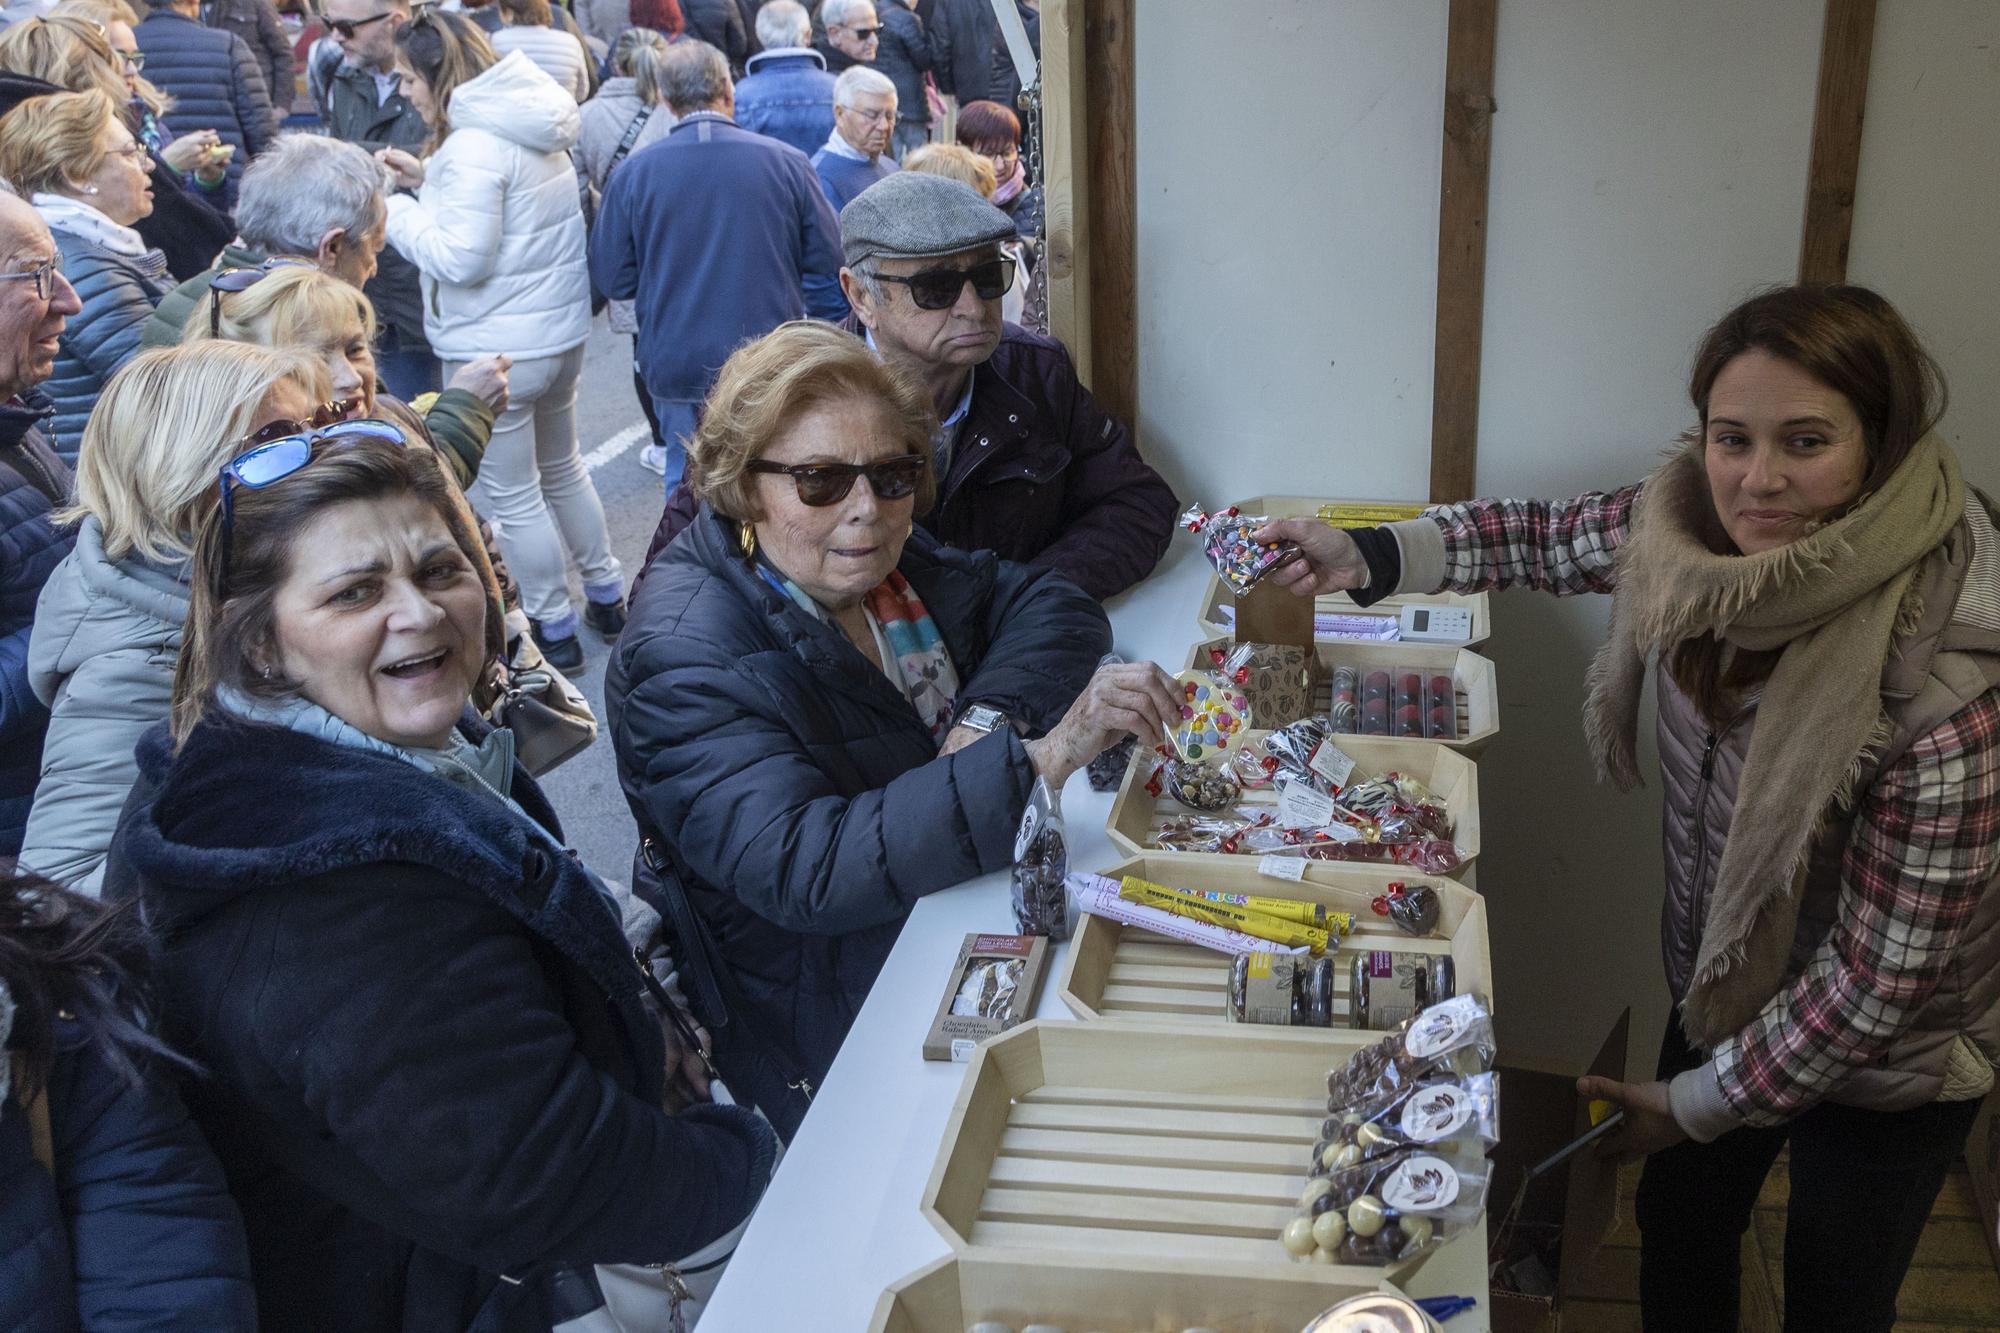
[698,547,1493,1332]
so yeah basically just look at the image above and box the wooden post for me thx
[1084,0,1137,427]
[1428,0,1498,505]
[1039,0,1092,383]
[1798,0,1878,285]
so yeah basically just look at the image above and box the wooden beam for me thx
[1083,0,1137,426]
[1798,0,1878,285]
[1428,0,1497,504]
[1039,0,1092,383]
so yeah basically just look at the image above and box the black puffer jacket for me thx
[606,507,1107,1135]
[874,1,930,125]
[43,231,167,461]
[135,9,277,187]
[201,0,294,114]
[0,393,70,856]
[682,0,746,72]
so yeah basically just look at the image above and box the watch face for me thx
[961,705,1004,732]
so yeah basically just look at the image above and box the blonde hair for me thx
[0,88,119,199]
[64,342,331,565]
[0,11,169,117]
[900,143,996,199]
[182,265,378,349]
[689,321,937,523]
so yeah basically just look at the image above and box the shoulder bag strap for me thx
[607,106,654,177]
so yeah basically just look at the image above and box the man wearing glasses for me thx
[0,192,83,857]
[310,0,441,403]
[811,65,899,212]
[647,173,1177,602]
[817,0,880,74]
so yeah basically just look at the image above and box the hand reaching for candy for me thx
[1253,518,1371,598]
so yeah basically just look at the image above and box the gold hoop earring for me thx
[738,520,757,558]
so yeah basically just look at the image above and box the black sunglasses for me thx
[327,10,394,38]
[216,418,406,583]
[206,259,314,337]
[841,23,881,38]
[746,454,927,507]
[868,257,1016,311]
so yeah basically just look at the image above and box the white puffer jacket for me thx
[384,51,590,362]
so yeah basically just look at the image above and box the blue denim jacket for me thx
[734,48,838,159]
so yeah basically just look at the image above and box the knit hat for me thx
[839,172,1017,268]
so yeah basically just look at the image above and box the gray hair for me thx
[755,0,810,50]
[833,64,894,109]
[657,39,731,116]
[821,0,874,28]
[612,26,672,102]
[234,135,388,259]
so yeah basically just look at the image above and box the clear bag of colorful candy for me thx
[1181,502,1303,594]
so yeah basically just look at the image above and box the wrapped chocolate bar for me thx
[1011,777,1070,940]
[1309,1071,1500,1176]
[1182,502,1303,594]
[1371,881,1442,936]
[1324,994,1496,1111]
[1329,665,1360,734]
[1284,1144,1494,1267]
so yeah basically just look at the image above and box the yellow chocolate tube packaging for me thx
[1118,878,1333,954]
[1121,876,1353,935]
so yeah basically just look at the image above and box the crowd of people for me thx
[0,1,1993,1332]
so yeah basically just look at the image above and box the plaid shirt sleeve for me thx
[1708,688,2000,1124]
[1427,485,1643,595]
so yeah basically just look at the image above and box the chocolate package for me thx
[922,932,1050,1062]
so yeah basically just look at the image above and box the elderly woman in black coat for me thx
[606,321,1180,1136]
[107,425,776,1331]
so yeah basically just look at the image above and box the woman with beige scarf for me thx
[1262,285,2000,1333]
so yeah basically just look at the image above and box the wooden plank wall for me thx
[1082,0,1137,428]
[1798,0,1879,285]
[1428,0,1498,504]
[1039,0,1093,383]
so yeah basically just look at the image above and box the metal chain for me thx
[1020,80,1049,331]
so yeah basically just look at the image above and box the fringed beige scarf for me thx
[1584,433,1963,1046]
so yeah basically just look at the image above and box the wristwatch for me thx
[954,703,1010,736]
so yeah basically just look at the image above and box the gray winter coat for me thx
[20,516,188,896]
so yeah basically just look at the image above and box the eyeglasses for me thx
[206,259,314,337]
[838,23,880,39]
[866,256,1015,311]
[841,103,895,126]
[327,10,394,38]
[116,48,145,70]
[216,418,406,583]
[239,398,360,449]
[0,252,65,301]
[746,454,927,507]
[109,141,149,162]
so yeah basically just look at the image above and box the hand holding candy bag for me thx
[1183,502,1304,594]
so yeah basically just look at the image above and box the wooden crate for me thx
[870,1251,1405,1333]
[1058,855,1492,1029]
[920,1020,1483,1290]
[1194,494,1492,648]
[1105,731,1481,880]
[1186,636,1499,755]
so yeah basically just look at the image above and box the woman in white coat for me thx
[379,11,622,670]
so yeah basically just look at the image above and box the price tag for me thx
[1308,741,1357,789]
[1276,782,1338,830]
[950,1039,976,1062]
[1258,854,1308,882]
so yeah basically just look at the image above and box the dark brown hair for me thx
[953,99,1020,152]
[497,0,552,26]
[393,9,497,155]
[170,434,500,743]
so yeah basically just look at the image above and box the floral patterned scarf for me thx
[762,566,962,741]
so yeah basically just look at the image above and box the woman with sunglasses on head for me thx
[104,425,776,1332]
[19,340,329,894]
[605,322,1180,1137]
[376,9,622,673]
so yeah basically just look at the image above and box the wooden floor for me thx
[1551,1157,2000,1333]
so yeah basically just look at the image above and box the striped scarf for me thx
[865,570,961,740]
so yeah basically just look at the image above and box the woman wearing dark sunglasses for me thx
[20,340,328,895]
[106,429,775,1332]
[605,322,1183,1137]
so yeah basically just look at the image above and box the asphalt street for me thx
[532,310,668,883]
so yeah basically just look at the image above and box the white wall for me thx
[1135,0,1842,1074]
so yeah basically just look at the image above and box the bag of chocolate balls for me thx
[1324,993,1495,1112]
[1283,1144,1494,1267]
[1309,1071,1500,1178]
[1011,776,1071,940]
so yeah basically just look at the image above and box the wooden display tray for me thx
[1186,636,1499,755]
[1194,494,1492,648]
[1105,731,1481,880]
[870,1251,1408,1333]
[1057,855,1492,1029]
[920,1020,1483,1292]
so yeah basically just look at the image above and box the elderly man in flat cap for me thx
[648,173,1176,601]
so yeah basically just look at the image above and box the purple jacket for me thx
[643,323,1177,601]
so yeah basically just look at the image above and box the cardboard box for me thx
[921,932,1049,1062]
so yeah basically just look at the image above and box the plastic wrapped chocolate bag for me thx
[1011,777,1070,939]
[1182,502,1303,594]
[1285,1144,1494,1267]
[1325,993,1497,1111]
[1310,1071,1500,1177]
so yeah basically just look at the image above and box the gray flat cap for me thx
[840,172,1017,267]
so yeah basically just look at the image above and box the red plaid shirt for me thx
[1426,488,2000,1123]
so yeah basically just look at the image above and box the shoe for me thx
[637,443,667,476]
[583,596,627,640]
[529,621,584,672]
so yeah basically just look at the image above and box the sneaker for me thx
[637,443,667,476]
[529,620,584,672]
[583,596,627,640]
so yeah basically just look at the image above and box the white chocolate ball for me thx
[1282,1215,1317,1256]
[1348,1193,1387,1238]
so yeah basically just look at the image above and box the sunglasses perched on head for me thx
[238,398,360,449]
[746,454,927,507]
[327,10,394,38]
[867,256,1016,311]
[207,258,314,337]
[216,418,406,582]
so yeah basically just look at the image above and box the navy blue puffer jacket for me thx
[43,232,166,462]
[134,10,276,188]
[0,394,72,856]
[605,506,1108,1135]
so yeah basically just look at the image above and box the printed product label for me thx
[1400,1084,1474,1142]
[1307,741,1357,788]
[1257,854,1308,882]
[950,1038,976,1062]
[1276,782,1339,829]
[1382,1153,1460,1212]
[1404,993,1482,1059]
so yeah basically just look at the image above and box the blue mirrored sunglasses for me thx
[216,418,408,584]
